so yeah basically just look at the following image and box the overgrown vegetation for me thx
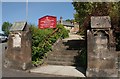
[116,33,120,51]
[29,24,69,66]
[72,2,120,35]
[79,48,87,68]
[2,22,12,36]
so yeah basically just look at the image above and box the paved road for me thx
[0,43,7,78]
[3,67,60,77]
[0,43,2,78]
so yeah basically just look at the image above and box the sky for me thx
[1,2,75,33]
[1,0,119,33]
[0,2,2,33]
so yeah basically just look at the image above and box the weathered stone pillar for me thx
[86,16,118,77]
[4,21,32,70]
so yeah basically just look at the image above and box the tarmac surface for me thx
[0,43,2,78]
[1,43,61,77]
[30,65,85,77]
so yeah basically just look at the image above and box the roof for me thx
[39,15,56,20]
[10,21,27,31]
[62,21,74,27]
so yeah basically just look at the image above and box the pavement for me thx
[1,43,61,77]
[0,43,2,78]
[3,67,61,77]
[29,65,85,77]
[0,43,7,78]
[63,33,84,42]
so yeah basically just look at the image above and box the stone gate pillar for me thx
[4,21,32,70]
[86,16,118,77]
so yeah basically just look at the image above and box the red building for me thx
[38,15,57,29]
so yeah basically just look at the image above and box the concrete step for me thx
[53,45,67,50]
[45,60,75,66]
[47,57,75,62]
[49,51,79,55]
[48,54,78,59]
[43,38,83,66]
[50,52,79,56]
[45,52,80,66]
[52,47,78,52]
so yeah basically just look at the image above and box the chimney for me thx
[60,16,63,24]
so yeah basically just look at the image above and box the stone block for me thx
[4,21,32,70]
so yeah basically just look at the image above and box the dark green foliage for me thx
[2,22,12,36]
[79,48,87,68]
[116,33,120,51]
[29,24,69,66]
[72,2,92,25]
[72,2,120,34]
[57,24,69,39]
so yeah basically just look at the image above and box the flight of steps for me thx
[43,39,81,66]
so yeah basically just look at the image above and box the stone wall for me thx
[4,25,32,70]
[86,16,118,77]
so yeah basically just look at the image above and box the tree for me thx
[65,19,71,22]
[72,2,93,33]
[72,2,120,50]
[65,19,75,24]
[72,2,120,32]
[108,2,120,29]
[2,22,12,36]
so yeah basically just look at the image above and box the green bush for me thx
[29,24,69,66]
[116,33,120,51]
[57,24,69,39]
[79,48,87,68]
